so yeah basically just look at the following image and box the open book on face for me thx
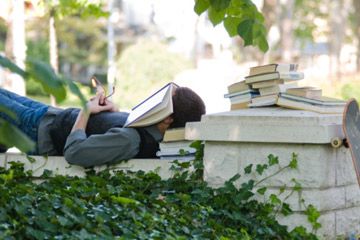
[124,82,179,127]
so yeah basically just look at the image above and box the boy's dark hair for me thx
[170,87,206,128]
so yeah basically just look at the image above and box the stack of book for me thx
[277,87,346,114]
[156,128,196,161]
[224,81,259,110]
[224,63,346,114]
[245,63,304,107]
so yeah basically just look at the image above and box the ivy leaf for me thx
[289,154,298,169]
[257,187,267,195]
[208,6,226,26]
[244,164,253,174]
[256,164,268,175]
[237,19,254,46]
[279,185,286,194]
[111,196,139,205]
[305,204,322,230]
[267,154,279,166]
[209,0,231,11]
[258,35,269,52]
[224,16,242,37]
[194,0,210,15]
[281,203,293,216]
[269,194,281,205]
[26,156,36,164]
[228,173,241,183]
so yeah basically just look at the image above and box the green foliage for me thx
[194,0,269,52]
[0,151,319,239]
[115,40,192,109]
[341,82,360,101]
[0,56,86,152]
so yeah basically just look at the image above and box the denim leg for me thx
[0,89,48,144]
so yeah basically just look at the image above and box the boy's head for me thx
[170,87,206,128]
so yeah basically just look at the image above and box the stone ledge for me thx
[186,108,344,144]
[1,153,176,179]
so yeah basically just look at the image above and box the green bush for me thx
[0,144,319,239]
[115,39,193,109]
[341,82,360,101]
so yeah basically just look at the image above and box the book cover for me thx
[162,127,186,142]
[251,79,294,89]
[124,82,178,127]
[259,83,299,96]
[249,63,298,76]
[227,80,250,94]
[231,102,249,110]
[224,89,258,98]
[280,93,346,106]
[228,92,259,104]
[248,94,278,107]
[245,71,304,84]
[277,97,345,114]
[285,87,322,99]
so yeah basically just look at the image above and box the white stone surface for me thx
[4,153,176,179]
[6,153,86,177]
[0,154,6,168]
[254,186,346,212]
[95,159,176,179]
[336,207,360,237]
[345,184,360,208]
[203,142,339,188]
[277,212,336,239]
[335,147,359,186]
[186,108,344,144]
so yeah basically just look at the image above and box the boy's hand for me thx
[86,94,116,114]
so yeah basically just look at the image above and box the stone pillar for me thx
[186,107,360,239]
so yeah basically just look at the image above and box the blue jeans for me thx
[0,88,49,153]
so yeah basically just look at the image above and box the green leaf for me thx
[255,164,268,175]
[194,0,210,15]
[208,6,226,26]
[244,164,253,174]
[0,106,17,122]
[209,0,231,11]
[258,35,269,52]
[237,19,254,46]
[63,78,87,108]
[224,16,242,37]
[26,59,66,103]
[257,187,267,195]
[0,55,27,78]
[267,154,279,166]
[281,203,293,216]
[269,194,281,205]
[0,120,35,153]
[26,155,36,164]
[228,173,241,183]
[111,196,139,205]
[289,153,298,169]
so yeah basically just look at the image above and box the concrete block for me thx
[277,211,335,239]
[203,142,336,188]
[335,207,360,237]
[6,153,86,177]
[345,184,360,208]
[0,154,6,168]
[254,186,346,212]
[335,147,358,186]
[186,108,343,144]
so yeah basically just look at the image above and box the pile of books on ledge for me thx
[224,63,346,114]
[156,128,196,161]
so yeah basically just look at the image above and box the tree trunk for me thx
[279,0,295,62]
[354,0,360,72]
[7,0,26,95]
[107,0,116,98]
[49,10,57,106]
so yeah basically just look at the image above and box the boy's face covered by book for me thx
[170,87,205,128]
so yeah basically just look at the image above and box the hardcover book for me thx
[277,97,345,114]
[249,63,298,76]
[285,87,322,99]
[259,83,299,96]
[227,80,251,94]
[124,82,178,127]
[245,71,304,84]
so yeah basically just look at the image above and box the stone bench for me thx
[186,107,360,239]
[0,153,175,179]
